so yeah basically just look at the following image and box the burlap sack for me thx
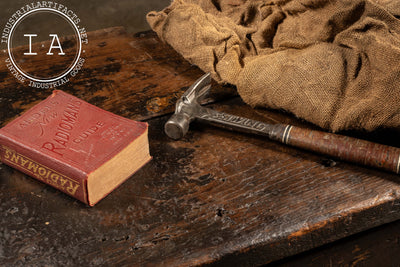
[147,0,400,132]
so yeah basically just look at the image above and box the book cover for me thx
[0,90,151,206]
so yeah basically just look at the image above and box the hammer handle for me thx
[270,124,400,174]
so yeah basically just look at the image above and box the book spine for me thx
[0,140,88,204]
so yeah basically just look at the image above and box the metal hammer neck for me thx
[196,107,275,137]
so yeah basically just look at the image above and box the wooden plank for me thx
[1,27,400,266]
[0,27,236,125]
[268,218,400,266]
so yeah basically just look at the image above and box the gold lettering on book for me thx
[42,98,81,157]
[2,146,80,196]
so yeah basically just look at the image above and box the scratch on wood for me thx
[288,220,329,239]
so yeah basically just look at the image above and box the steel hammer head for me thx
[164,73,212,140]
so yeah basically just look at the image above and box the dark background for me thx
[0,0,170,42]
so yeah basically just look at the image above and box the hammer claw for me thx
[182,73,212,104]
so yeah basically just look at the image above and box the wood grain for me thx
[1,28,400,266]
[0,27,236,125]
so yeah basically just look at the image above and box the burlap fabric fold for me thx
[147,0,400,132]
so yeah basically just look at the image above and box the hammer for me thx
[165,73,400,174]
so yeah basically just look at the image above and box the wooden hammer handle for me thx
[270,124,400,174]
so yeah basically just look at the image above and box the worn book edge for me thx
[87,127,151,206]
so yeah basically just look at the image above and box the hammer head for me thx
[164,73,212,140]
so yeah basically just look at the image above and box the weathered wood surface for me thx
[270,218,400,266]
[1,27,400,266]
[0,27,236,125]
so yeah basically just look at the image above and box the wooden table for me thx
[1,27,400,266]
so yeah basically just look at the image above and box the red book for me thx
[0,90,151,206]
